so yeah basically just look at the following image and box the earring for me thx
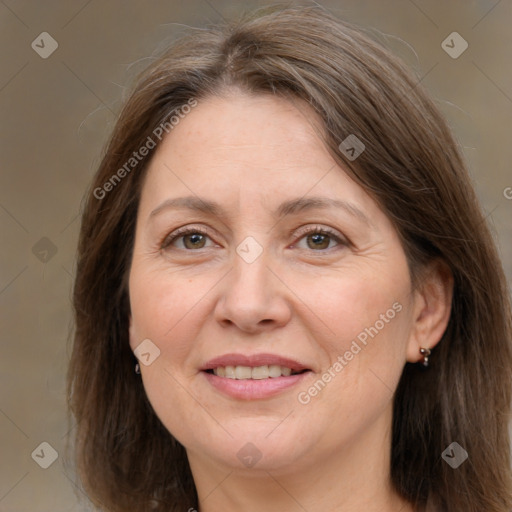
[135,363,141,374]
[419,347,431,367]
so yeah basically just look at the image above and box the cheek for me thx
[297,276,412,437]
[301,261,413,413]
[128,268,214,445]
[129,264,207,345]
[305,266,410,351]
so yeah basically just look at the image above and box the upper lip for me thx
[201,353,310,372]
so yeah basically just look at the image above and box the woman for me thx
[68,5,512,511]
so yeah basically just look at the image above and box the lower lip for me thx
[202,371,311,400]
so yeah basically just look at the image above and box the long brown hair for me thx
[68,5,512,511]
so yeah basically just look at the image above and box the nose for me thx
[214,251,292,334]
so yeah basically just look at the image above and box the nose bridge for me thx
[229,231,271,295]
[230,245,273,306]
[214,239,290,331]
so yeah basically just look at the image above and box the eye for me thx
[161,225,347,252]
[161,226,216,250]
[293,225,347,251]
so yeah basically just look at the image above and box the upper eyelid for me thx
[292,224,345,240]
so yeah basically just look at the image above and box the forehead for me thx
[157,92,327,172]
[139,92,381,224]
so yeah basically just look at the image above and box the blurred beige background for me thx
[1,1,511,510]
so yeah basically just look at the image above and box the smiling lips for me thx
[201,353,312,399]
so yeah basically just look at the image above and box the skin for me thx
[128,91,452,512]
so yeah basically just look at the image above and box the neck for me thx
[187,407,414,512]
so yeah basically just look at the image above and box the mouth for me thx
[200,353,312,400]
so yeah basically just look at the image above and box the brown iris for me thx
[183,233,207,249]
[307,233,330,250]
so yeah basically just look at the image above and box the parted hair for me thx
[68,5,512,511]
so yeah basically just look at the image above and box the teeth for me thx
[251,365,269,379]
[225,365,236,379]
[281,367,292,376]
[268,364,282,378]
[235,366,252,379]
[212,365,299,379]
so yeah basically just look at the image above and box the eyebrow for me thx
[149,195,371,226]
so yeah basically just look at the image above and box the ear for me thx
[406,259,453,363]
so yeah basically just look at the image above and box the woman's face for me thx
[129,92,421,474]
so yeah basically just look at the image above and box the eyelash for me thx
[161,225,348,252]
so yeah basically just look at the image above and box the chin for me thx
[185,419,318,473]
